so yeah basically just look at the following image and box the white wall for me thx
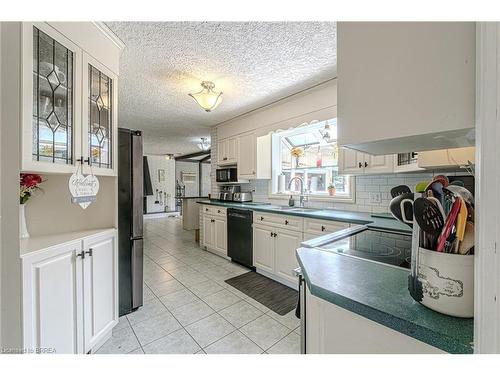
[145,155,175,213]
[217,79,337,139]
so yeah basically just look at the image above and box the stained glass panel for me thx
[89,64,112,169]
[32,26,73,164]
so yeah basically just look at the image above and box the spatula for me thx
[413,197,445,250]
[436,198,462,252]
[458,221,474,255]
[389,193,414,227]
[390,185,411,198]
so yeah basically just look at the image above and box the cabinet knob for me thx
[285,220,289,225]
[260,216,264,221]
[321,225,326,232]
[358,162,362,168]
[364,161,368,167]
[270,232,273,237]
[274,233,277,237]
[206,208,209,211]
[217,210,220,213]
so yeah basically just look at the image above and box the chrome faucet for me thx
[288,176,308,207]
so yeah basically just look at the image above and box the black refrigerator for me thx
[118,128,144,316]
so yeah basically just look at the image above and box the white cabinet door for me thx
[274,227,303,283]
[83,231,118,352]
[238,132,256,179]
[203,215,215,248]
[227,137,238,164]
[253,224,275,273]
[417,147,475,169]
[338,148,364,175]
[21,22,83,174]
[364,154,394,174]
[22,240,84,354]
[214,217,227,254]
[217,139,227,165]
[81,52,118,176]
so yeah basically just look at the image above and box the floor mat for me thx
[225,271,298,316]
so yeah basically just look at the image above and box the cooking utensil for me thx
[389,193,414,227]
[433,174,450,187]
[390,185,411,198]
[436,198,462,252]
[450,180,465,187]
[427,196,446,219]
[458,221,475,255]
[426,180,444,205]
[415,181,430,194]
[456,198,468,241]
[413,197,445,249]
[444,185,474,207]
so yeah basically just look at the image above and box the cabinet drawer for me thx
[213,207,227,217]
[254,212,303,231]
[304,218,349,236]
[202,205,227,217]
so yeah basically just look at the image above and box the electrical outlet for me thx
[369,192,382,204]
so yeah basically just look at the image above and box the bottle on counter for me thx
[288,195,295,207]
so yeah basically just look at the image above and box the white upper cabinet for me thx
[218,137,238,166]
[21,22,121,175]
[339,148,394,175]
[418,147,475,169]
[237,132,256,179]
[337,22,475,155]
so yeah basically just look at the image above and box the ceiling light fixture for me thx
[197,137,211,151]
[189,81,223,112]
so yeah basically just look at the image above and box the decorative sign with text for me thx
[69,172,100,209]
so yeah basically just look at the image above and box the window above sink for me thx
[270,119,355,202]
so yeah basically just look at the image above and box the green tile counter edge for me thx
[296,248,474,354]
[196,200,412,234]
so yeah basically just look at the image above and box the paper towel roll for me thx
[278,174,286,193]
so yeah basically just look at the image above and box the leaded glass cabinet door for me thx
[22,22,82,173]
[82,53,118,176]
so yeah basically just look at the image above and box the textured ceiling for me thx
[106,22,337,155]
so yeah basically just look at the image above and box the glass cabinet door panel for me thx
[88,65,113,169]
[32,26,74,164]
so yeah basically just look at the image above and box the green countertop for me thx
[196,200,412,234]
[296,248,474,354]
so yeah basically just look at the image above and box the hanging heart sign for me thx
[69,172,100,209]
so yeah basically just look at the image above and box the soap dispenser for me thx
[288,195,295,207]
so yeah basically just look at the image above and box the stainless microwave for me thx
[216,168,238,183]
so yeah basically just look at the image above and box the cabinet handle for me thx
[223,157,227,161]
[85,248,93,257]
[321,225,326,232]
[274,233,277,237]
[358,162,362,168]
[285,220,289,225]
[205,208,209,211]
[217,210,221,213]
[270,232,273,237]
[364,161,368,167]
[77,157,91,166]
[260,216,264,221]
[76,250,85,259]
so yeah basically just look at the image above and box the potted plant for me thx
[19,173,44,239]
[290,147,304,168]
[328,183,336,196]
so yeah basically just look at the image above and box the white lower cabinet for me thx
[82,232,118,353]
[253,223,303,286]
[305,286,444,354]
[202,212,227,257]
[274,228,303,283]
[22,229,117,354]
[253,224,276,273]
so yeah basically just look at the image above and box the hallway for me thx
[96,216,300,354]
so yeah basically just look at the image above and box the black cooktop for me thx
[319,228,412,269]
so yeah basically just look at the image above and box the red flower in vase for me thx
[20,173,44,204]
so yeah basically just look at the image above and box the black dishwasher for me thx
[227,208,254,269]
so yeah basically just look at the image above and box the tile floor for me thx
[96,216,300,354]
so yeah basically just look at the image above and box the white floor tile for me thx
[185,314,236,348]
[131,311,182,346]
[142,329,200,354]
[202,289,241,311]
[170,300,214,326]
[159,289,199,310]
[267,332,301,354]
[218,300,264,328]
[95,326,140,354]
[204,331,263,354]
[239,315,291,350]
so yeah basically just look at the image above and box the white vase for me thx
[19,204,30,239]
